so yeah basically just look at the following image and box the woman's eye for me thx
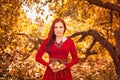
[54,26,63,29]
[54,26,57,28]
[60,26,63,28]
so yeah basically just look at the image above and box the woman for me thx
[36,18,78,80]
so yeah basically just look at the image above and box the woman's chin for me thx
[56,35,63,37]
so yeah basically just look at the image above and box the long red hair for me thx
[46,18,66,53]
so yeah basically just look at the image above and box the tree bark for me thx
[17,33,43,52]
[69,29,120,77]
[115,28,120,77]
[86,0,120,78]
[87,0,120,13]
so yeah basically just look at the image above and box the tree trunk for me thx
[69,29,120,78]
[114,27,120,77]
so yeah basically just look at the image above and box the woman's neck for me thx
[56,35,64,43]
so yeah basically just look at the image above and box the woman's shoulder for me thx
[44,38,48,41]
[62,37,72,42]
[41,38,48,44]
[64,37,74,44]
[67,37,73,41]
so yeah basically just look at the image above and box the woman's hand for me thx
[53,64,66,73]
[49,63,54,69]
[49,62,66,73]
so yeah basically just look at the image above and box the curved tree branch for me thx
[16,33,43,59]
[69,29,115,57]
[69,30,108,61]
[82,39,97,61]
[85,39,97,56]
[87,0,120,13]
[69,29,120,77]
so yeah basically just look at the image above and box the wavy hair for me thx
[46,18,66,53]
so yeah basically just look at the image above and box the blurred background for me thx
[0,0,120,80]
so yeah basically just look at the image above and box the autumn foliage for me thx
[0,0,120,80]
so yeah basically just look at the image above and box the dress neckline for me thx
[54,38,69,48]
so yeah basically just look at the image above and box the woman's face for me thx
[54,22,65,37]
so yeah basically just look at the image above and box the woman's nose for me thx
[57,28,60,30]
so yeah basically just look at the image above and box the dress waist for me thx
[50,58,68,64]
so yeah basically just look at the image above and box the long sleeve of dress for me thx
[65,39,78,68]
[35,39,49,66]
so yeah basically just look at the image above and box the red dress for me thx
[36,38,78,80]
